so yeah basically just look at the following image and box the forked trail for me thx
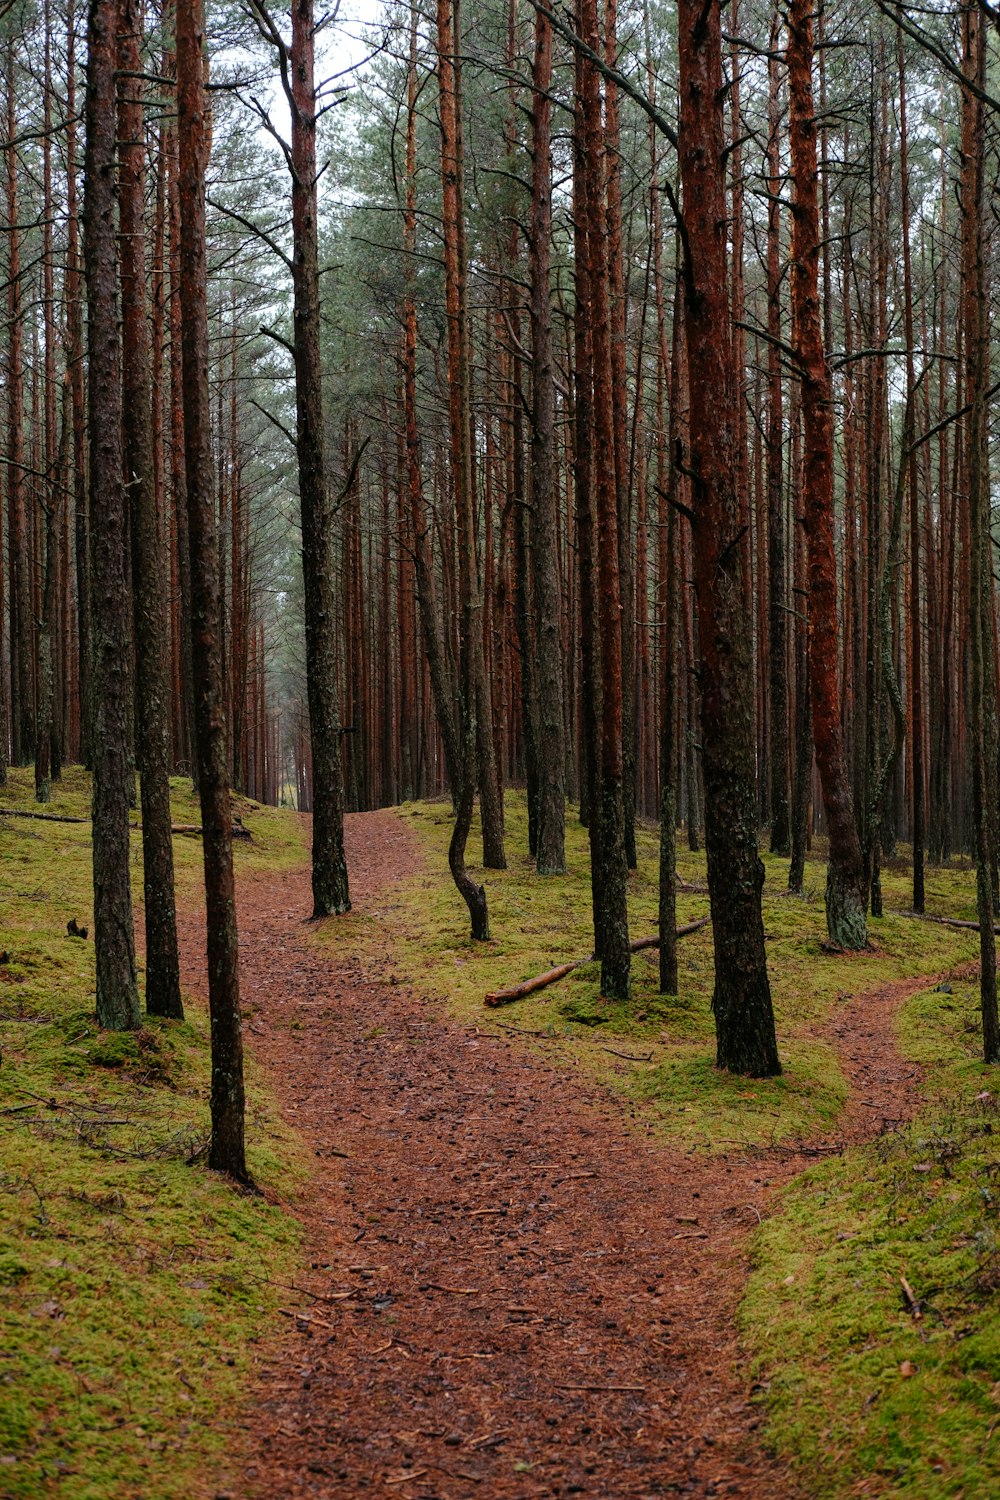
[176,811,934,1500]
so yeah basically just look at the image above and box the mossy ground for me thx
[358,796,979,1150]
[1,766,307,1499]
[332,794,997,1494]
[742,978,1000,1497]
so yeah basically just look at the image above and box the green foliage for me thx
[0,767,306,1499]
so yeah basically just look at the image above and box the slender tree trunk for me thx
[84,0,140,1030]
[176,0,249,1175]
[572,22,603,952]
[766,25,790,856]
[66,17,90,768]
[282,0,352,915]
[6,41,34,768]
[677,0,779,1075]
[960,0,1000,1063]
[438,0,490,937]
[118,0,183,1019]
[580,0,629,1000]
[898,35,924,915]
[787,0,867,949]
[529,1,566,875]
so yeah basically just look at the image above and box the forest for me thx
[3,0,1000,1494]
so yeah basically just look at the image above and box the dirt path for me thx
[176,812,941,1500]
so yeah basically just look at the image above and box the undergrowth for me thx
[742,980,1000,1497]
[0,766,306,1499]
[352,794,979,1150]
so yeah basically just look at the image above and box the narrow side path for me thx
[173,813,940,1500]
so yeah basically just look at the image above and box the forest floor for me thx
[5,779,998,1499]
[181,806,997,1500]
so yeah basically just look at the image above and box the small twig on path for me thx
[594,1045,654,1062]
[900,1274,922,1320]
[558,1383,646,1394]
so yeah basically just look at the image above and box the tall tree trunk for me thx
[898,33,924,915]
[84,0,140,1030]
[273,0,353,915]
[960,0,1000,1063]
[529,0,566,875]
[118,0,183,1019]
[66,15,90,768]
[677,0,779,1075]
[766,23,790,856]
[6,41,34,768]
[787,0,867,949]
[580,0,629,1000]
[438,0,490,937]
[176,0,249,1175]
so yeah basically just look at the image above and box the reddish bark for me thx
[788,0,867,949]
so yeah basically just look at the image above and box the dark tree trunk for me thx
[571,27,603,952]
[766,26,790,856]
[529,1,566,875]
[960,0,1000,1064]
[118,0,183,1020]
[66,17,90,768]
[437,0,495,937]
[677,0,780,1076]
[83,0,140,1030]
[579,0,630,1000]
[285,0,351,916]
[176,0,249,1176]
[6,41,34,769]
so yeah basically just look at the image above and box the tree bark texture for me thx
[677,0,780,1076]
[177,0,248,1176]
[83,0,141,1030]
[529,2,566,875]
[788,0,867,950]
[118,0,183,1020]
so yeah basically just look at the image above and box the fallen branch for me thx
[892,908,998,935]
[168,822,252,841]
[900,1273,922,1320]
[0,807,87,824]
[483,917,710,1007]
[0,807,252,840]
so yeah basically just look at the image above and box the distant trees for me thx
[9,0,1000,1078]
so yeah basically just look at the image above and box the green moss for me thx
[741,971,1000,1496]
[0,766,307,1499]
[331,795,979,1150]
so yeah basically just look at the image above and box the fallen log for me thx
[169,822,252,841]
[484,916,710,1008]
[891,908,999,935]
[0,808,251,840]
[0,808,88,824]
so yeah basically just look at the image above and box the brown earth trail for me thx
[174,811,937,1499]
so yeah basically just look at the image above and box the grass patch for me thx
[742,974,1000,1496]
[340,794,979,1150]
[1,766,306,1499]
